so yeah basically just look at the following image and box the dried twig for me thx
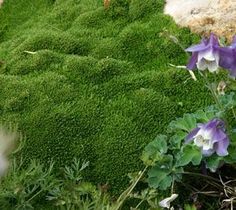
[104,0,110,9]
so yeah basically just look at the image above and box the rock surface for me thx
[164,0,236,40]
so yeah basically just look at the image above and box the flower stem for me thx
[199,71,224,111]
[171,177,175,195]
[181,171,222,187]
[135,200,145,209]
[231,107,236,121]
[113,166,148,210]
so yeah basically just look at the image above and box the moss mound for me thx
[0,0,211,194]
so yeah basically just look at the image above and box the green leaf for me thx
[145,135,168,154]
[158,175,172,190]
[169,131,187,150]
[205,155,223,172]
[141,135,168,165]
[194,109,215,122]
[219,92,236,109]
[176,145,202,167]
[184,204,197,210]
[169,114,196,132]
[147,166,172,189]
[153,135,168,154]
[147,154,174,190]
[161,155,173,167]
[173,167,184,181]
[141,152,161,166]
[225,145,236,164]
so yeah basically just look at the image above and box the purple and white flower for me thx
[186,119,229,157]
[186,33,220,72]
[219,36,236,77]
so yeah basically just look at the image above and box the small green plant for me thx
[46,158,105,210]
[0,159,57,210]
[0,158,114,210]
[0,156,143,210]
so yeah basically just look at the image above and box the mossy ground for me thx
[0,0,211,195]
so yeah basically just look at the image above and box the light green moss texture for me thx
[0,0,211,194]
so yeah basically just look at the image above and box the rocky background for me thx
[165,0,236,40]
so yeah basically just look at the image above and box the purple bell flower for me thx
[219,36,236,77]
[186,34,220,72]
[186,119,229,157]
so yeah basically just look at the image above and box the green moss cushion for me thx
[0,0,211,194]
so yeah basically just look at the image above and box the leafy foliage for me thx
[0,158,114,210]
[142,91,236,189]
[0,159,56,209]
[176,144,202,167]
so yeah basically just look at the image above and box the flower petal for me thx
[200,119,219,140]
[230,36,236,48]
[185,38,209,52]
[208,33,220,47]
[185,42,208,52]
[214,136,229,156]
[207,60,219,72]
[187,52,198,70]
[198,49,216,61]
[159,194,178,208]
[197,58,208,70]
[202,148,214,156]
[185,127,200,143]
[219,36,236,78]
[219,48,236,70]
